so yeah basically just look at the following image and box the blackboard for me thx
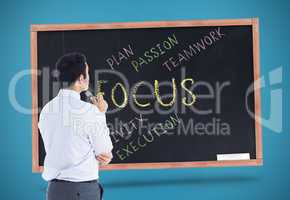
[31,19,262,172]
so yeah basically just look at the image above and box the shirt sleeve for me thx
[38,109,50,153]
[86,106,113,156]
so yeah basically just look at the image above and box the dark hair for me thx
[55,52,87,87]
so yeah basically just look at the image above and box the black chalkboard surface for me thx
[31,19,262,172]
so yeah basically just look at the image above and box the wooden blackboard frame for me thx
[31,18,262,172]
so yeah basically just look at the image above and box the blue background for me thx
[1,0,289,199]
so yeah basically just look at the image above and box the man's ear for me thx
[78,74,85,82]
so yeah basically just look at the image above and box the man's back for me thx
[38,89,113,182]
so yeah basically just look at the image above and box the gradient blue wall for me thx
[1,0,289,199]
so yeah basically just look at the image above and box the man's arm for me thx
[38,108,50,152]
[87,119,113,157]
[88,94,113,165]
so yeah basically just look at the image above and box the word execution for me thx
[113,113,181,161]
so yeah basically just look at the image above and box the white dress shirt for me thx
[38,89,113,182]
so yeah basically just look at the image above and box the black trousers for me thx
[46,179,104,200]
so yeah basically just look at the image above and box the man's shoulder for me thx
[72,99,105,118]
[39,96,105,119]
[39,97,58,115]
[78,100,101,113]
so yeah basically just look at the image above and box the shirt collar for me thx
[58,88,81,100]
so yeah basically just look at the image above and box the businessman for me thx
[38,52,113,200]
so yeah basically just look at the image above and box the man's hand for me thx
[96,152,113,166]
[90,93,108,113]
